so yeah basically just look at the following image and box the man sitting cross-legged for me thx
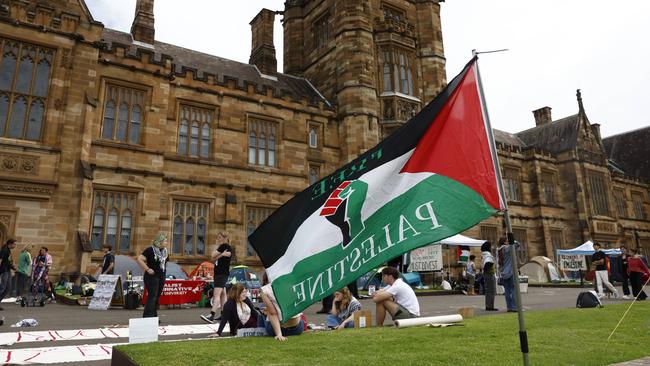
[373,267,420,326]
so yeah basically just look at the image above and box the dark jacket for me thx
[216,297,259,336]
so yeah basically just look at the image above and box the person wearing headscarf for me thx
[137,233,168,318]
[481,241,498,311]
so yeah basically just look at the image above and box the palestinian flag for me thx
[249,57,503,322]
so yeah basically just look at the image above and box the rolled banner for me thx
[394,314,463,328]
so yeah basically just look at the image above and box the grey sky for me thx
[86,0,650,138]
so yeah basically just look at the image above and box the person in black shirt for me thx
[591,242,618,299]
[137,233,168,318]
[0,239,17,309]
[201,232,232,323]
[101,245,115,275]
[481,241,498,311]
[619,244,631,299]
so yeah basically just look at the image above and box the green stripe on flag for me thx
[272,174,497,322]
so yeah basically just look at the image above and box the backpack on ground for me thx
[576,290,602,308]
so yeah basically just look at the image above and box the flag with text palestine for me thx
[249,57,502,322]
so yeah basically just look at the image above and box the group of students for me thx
[0,239,55,309]
[592,242,649,300]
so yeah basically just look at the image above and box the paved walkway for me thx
[610,357,650,365]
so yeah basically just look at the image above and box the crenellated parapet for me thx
[97,29,332,110]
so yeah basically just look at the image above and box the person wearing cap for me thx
[137,233,168,318]
[373,267,420,326]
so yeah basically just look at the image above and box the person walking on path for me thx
[619,244,631,299]
[592,242,619,299]
[627,248,649,300]
[497,237,519,312]
[101,245,115,275]
[466,255,477,295]
[15,244,32,302]
[481,241,498,311]
[0,239,17,310]
[201,232,232,323]
[137,233,168,318]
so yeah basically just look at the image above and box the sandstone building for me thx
[0,0,648,277]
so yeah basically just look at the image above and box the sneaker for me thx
[200,314,214,324]
[622,295,631,300]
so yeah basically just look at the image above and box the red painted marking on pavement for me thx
[77,346,86,356]
[100,345,112,355]
[5,350,12,363]
[23,352,42,362]
[47,331,57,341]
[16,332,22,342]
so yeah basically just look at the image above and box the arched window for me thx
[7,96,26,138]
[380,48,415,97]
[177,105,214,158]
[90,191,136,253]
[106,208,118,247]
[116,103,129,142]
[129,105,141,144]
[120,210,132,252]
[33,57,51,97]
[184,217,195,255]
[173,201,209,256]
[0,48,17,91]
[101,84,145,143]
[0,94,9,136]
[383,51,392,92]
[258,133,266,166]
[309,127,318,148]
[26,99,44,140]
[91,208,105,250]
[309,165,320,185]
[172,216,183,254]
[178,118,188,154]
[102,100,115,140]
[200,123,210,158]
[268,134,276,167]
[248,131,257,164]
[197,218,206,255]
[16,51,35,94]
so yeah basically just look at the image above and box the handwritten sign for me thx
[559,254,587,271]
[409,244,443,272]
[88,275,124,310]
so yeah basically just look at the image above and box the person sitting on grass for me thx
[373,267,420,326]
[326,287,361,330]
[214,283,259,337]
[259,282,304,341]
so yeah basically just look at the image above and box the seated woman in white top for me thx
[259,283,304,341]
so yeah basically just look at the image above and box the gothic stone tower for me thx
[283,0,446,162]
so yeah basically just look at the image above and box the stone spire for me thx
[131,0,155,45]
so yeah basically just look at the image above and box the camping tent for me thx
[437,234,485,247]
[188,261,214,279]
[519,256,564,283]
[556,240,622,255]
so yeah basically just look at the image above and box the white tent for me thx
[436,234,485,247]
[556,240,622,256]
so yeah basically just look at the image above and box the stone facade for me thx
[0,0,648,279]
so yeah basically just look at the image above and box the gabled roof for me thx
[100,28,331,107]
[515,114,580,153]
[493,129,525,147]
[603,126,650,181]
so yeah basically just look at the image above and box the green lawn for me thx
[117,302,650,366]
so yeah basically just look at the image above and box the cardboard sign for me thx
[354,310,372,328]
[559,254,587,271]
[129,317,158,344]
[409,244,443,271]
[236,327,268,337]
[88,275,124,310]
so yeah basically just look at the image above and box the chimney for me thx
[249,9,277,75]
[131,0,155,45]
[532,106,552,126]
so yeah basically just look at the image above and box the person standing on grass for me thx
[373,267,420,326]
[201,232,232,323]
[592,242,618,299]
[466,255,477,295]
[627,248,649,301]
[15,244,32,302]
[0,239,17,310]
[619,244,631,299]
[497,237,518,312]
[481,241,498,311]
[137,233,168,318]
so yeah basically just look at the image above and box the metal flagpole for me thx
[472,49,530,366]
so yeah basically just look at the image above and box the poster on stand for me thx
[559,254,587,271]
[408,244,443,272]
